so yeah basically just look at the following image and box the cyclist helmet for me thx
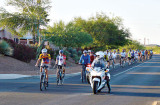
[88,50,91,53]
[83,50,87,54]
[42,48,47,53]
[59,50,63,53]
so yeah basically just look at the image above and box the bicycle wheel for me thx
[82,69,84,83]
[60,71,62,85]
[122,60,124,68]
[112,60,115,69]
[40,75,44,91]
[44,76,47,90]
[57,70,60,85]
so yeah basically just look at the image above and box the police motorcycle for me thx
[86,51,111,94]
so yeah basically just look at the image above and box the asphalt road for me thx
[0,55,160,105]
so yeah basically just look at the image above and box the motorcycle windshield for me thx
[93,67,103,72]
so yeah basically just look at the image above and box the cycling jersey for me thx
[56,55,64,66]
[128,52,131,57]
[63,54,66,65]
[108,52,112,60]
[142,51,145,56]
[79,54,90,64]
[131,52,134,57]
[121,52,126,58]
[104,54,108,61]
[39,54,51,64]
[90,55,95,64]
[112,53,117,59]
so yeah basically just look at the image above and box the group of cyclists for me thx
[35,48,153,93]
[35,49,66,86]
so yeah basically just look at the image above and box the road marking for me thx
[152,101,158,105]
[113,63,144,77]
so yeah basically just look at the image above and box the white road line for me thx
[152,101,158,105]
[113,63,144,77]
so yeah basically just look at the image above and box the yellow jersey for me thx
[39,54,51,64]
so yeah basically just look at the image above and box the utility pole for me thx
[147,39,149,45]
[144,38,146,46]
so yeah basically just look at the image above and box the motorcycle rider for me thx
[91,51,111,93]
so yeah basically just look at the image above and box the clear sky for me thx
[1,0,160,45]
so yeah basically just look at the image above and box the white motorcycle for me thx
[86,67,110,94]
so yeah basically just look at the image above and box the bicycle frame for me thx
[39,65,48,91]
[57,65,64,85]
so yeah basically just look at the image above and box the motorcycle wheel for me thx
[93,81,98,94]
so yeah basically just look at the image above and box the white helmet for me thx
[88,50,91,53]
[83,50,87,54]
[95,51,104,58]
[42,48,47,53]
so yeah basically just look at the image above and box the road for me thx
[0,55,160,105]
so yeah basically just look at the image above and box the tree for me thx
[46,21,93,48]
[73,13,131,50]
[119,40,145,51]
[0,0,51,44]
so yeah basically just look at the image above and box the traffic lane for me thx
[1,55,160,105]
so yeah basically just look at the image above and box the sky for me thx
[0,0,160,45]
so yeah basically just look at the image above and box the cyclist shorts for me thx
[58,65,63,69]
[128,57,131,60]
[121,57,125,59]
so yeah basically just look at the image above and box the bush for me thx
[72,49,77,54]
[78,50,82,56]
[67,47,73,54]
[64,50,70,60]
[2,38,36,63]
[0,40,13,56]
[72,54,79,63]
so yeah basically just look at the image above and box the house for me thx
[0,28,19,43]
[0,28,33,44]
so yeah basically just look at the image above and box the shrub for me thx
[63,50,70,60]
[67,47,73,54]
[0,40,13,56]
[73,54,79,63]
[2,38,36,63]
[78,50,82,56]
[72,49,77,54]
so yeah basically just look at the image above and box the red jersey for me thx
[63,54,66,65]
[90,55,95,64]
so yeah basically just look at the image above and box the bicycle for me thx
[120,57,125,68]
[39,65,48,91]
[57,65,64,85]
[111,58,115,69]
[82,64,87,83]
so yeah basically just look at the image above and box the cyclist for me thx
[141,50,145,62]
[112,50,117,67]
[131,50,135,63]
[135,50,139,62]
[108,50,112,68]
[128,49,132,65]
[35,48,51,87]
[89,50,95,64]
[55,50,65,84]
[145,50,148,60]
[104,50,110,68]
[138,49,141,62]
[79,50,90,79]
[62,52,66,78]
[120,50,126,67]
